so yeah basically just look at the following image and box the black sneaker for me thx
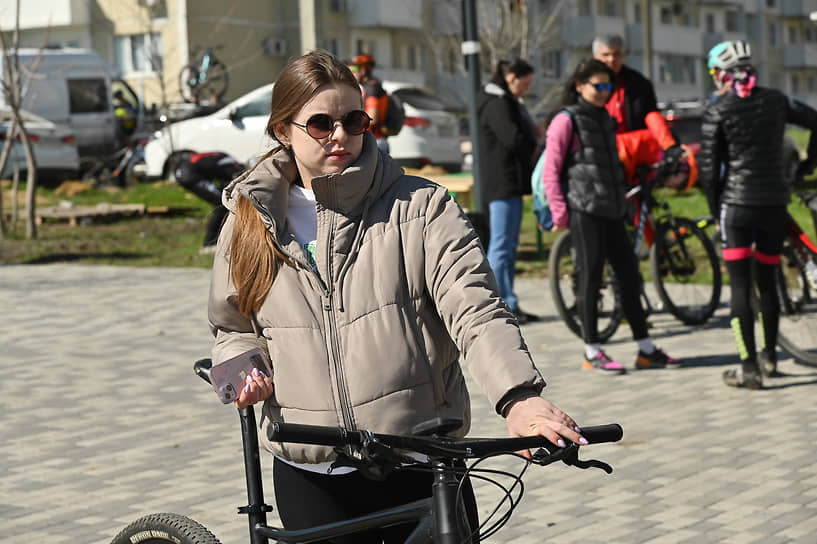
[722,367,763,390]
[758,351,781,378]
[512,308,541,325]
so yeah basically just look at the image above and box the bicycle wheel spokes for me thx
[650,217,722,325]
[548,231,621,342]
[776,248,817,366]
[196,63,229,103]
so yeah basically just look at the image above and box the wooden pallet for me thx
[35,203,180,226]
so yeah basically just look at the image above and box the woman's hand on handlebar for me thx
[505,397,588,459]
[234,367,274,409]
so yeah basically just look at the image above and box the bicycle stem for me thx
[431,459,471,544]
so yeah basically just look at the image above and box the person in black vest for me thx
[477,59,539,324]
[542,59,681,373]
[700,41,817,388]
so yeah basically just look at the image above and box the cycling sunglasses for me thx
[591,82,614,92]
[290,110,371,139]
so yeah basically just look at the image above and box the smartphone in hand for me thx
[210,348,272,404]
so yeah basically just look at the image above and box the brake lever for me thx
[531,444,614,474]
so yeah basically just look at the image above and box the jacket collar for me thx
[222,132,402,236]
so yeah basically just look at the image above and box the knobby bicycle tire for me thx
[548,230,622,342]
[110,512,221,544]
[650,217,721,325]
[775,242,817,367]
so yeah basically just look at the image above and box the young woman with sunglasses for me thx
[541,58,681,374]
[207,50,588,543]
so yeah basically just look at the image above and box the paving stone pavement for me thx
[2,263,817,544]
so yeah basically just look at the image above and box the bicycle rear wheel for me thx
[110,513,221,544]
[650,217,722,325]
[194,62,229,104]
[548,230,622,342]
[775,243,817,367]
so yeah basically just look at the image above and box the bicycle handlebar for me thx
[268,421,622,459]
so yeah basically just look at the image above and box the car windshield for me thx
[393,89,450,111]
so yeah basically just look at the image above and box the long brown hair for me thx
[230,50,359,315]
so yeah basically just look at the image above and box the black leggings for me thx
[273,457,479,544]
[570,211,649,343]
[720,204,787,364]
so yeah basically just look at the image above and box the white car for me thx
[144,83,276,180]
[382,82,463,173]
[1,107,80,181]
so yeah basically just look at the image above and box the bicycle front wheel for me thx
[650,217,722,325]
[776,243,817,367]
[110,513,221,544]
[548,230,622,342]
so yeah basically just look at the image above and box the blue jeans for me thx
[487,196,523,311]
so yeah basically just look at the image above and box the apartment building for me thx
[535,0,817,108]
[2,0,817,113]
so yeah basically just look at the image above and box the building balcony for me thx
[347,0,423,29]
[0,0,90,31]
[783,43,817,68]
[561,16,626,48]
[651,24,704,56]
[782,0,817,18]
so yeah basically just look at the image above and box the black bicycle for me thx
[110,359,622,544]
[549,160,722,341]
[179,46,229,104]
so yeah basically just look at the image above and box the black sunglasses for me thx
[290,110,371,139]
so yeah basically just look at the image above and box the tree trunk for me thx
[16,120,37,238]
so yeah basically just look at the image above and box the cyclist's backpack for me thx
[380,92,405,137]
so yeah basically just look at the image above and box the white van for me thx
[0,47,118,156]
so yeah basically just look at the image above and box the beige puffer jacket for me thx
[208,133,545,463]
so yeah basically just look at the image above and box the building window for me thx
[329,0,346,13]
[541,50,562,78]
[789,25,798,44]
[769,22,778,47]
[767,0,776,6]
[705,14,715,33]
[657,54,696,85]
[577,0,591,16]
[792,74,800,94]
[634,2,641,23]
[808,76,815,93]
[806,27,815,43]
[138,0,167,20]
[404,44,421,71]
[725,11,739,32]
[114,33,163,74]
[599,0,617,17]
[321,38,342,57]
[355,40,376,59]
[659,6,672,24]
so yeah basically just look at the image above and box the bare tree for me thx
[426,0,566,114]
[0,0,41,239]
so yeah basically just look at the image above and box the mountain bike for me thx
[179,46,229,104]
[770,190,817,366]
[549,160,722,341]
[110,359,623,544]
[80,135,148,188]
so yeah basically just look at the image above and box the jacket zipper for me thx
[321,205,356,430]
[323,294,355,429]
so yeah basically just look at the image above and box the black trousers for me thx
[570,211,649,343]
[273,457,479,544]
[720,203,787,364]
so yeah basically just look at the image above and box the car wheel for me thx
[164,150,194,182]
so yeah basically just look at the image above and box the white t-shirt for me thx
[286,184,318,271]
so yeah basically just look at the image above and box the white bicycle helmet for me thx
[707,40,752,72]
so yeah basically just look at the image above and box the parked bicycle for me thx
[110,359,623,544]
[549,158,722,342]
[80,135,148,188]
[179,46,229,104]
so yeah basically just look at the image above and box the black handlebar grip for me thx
[579,424,623,444]
[269,422,362,447]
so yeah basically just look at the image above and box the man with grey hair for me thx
[592,34,677,150]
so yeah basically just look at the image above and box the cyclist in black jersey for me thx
[699,40,817,388]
